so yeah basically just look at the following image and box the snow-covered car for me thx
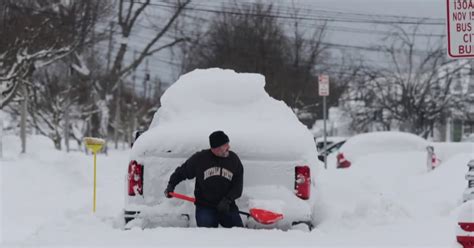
[314,136,346,152]
[462,133,474,142]
[124,68,319,230]
[317,140,346,162]
[335,131,438,169]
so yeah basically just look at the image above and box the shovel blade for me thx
[249,208,284,225]
[171,192,284,225]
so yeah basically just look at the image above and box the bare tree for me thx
[0,0,107,109]
[0,0,111,154]
[4,58,100,150]
[183,2,289,97]
[181,2,340,127]
[89,0,191,148]
[343,24,467,137]
[30,64,78,150]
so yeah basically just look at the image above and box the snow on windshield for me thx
[132,68,317,162]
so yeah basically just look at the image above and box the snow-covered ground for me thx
[1,133,473,247]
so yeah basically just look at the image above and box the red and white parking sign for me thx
[446,0,474,58]
[318,75,329,96]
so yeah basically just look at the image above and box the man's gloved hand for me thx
[164,185,174,198]
[217,197,232,213]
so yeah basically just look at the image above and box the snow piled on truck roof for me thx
[131,68,316,162]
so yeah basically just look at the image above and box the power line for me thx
[203,0,444,22]
[138,1,447,41]
[141,1,445,26]
[148,0,443,23]
[96,25,438,72]
[177,12,445,38]
[12,2,445,43]
[149,9,444,39]
[98,41,425,76]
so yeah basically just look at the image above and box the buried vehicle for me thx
[123,68,319,230]
[335,131,439,170]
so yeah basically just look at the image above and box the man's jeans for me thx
[195,205,243,228]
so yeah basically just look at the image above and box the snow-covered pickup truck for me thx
[123,68,320,230]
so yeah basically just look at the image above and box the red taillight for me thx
[431,154,439,169]
[337,153,351,168]
[128,160,143,196]
[295,165,310,200]
[460,222,474,232]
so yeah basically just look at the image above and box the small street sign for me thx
[318,74,329,96]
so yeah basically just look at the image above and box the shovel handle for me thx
[169,192,250,217]
[169,192,196,203]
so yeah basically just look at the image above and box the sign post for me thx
[446,0,474,58]
[84,137,105,213]
[318,75,329,169]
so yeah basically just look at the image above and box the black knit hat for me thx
[209,130,229,148]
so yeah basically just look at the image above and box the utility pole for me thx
[101,21,114,152]
[0,115,3,158]
[143,59,150,99]
[446,117,453,142]
[20,83,28,153]
[106,22,114,73]
[132,50,137,94]
[155,76,162,100]
[64,97,70,152]
[64,65,73,152]
[130,50,138,146]
[114,79,122,149]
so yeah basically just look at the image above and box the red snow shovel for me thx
[169,192,283,225]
